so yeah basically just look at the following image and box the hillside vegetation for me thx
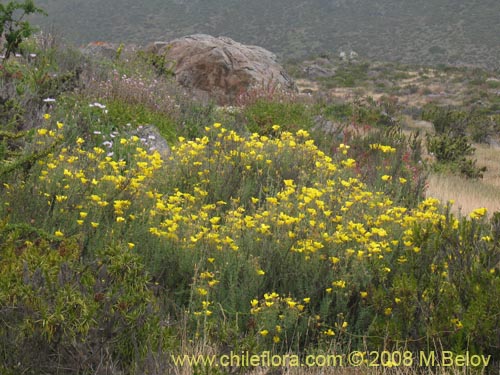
[0,26,499,375]
[32,0,500,69]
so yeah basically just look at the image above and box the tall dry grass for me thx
[425,144,500,216]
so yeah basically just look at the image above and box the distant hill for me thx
[32,0,500,69]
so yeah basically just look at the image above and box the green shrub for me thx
[137,48,175,78]
[319,96,399,128]
[422,105,466,135]
[175,99,218,139]
[346,126,427,207]
[241,99,315,135]
[422,105,487,179]
[426,133,486,179]
[0,0,46,59]
[106,99,177,143]
[427,132,474,163]
[0,229,168,374]
[320,62,370,88]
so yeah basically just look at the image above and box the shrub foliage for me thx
[0,0,46,59]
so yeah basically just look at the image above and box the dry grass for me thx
[475,145,500,189]
[425,144,500,216]
[404,116,500,217]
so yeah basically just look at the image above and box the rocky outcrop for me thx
[301,57,336,79]
[147,34,296,105]
[133,125,171,160]
[80,41,119,59]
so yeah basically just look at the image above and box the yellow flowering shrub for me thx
[1,120,498,362]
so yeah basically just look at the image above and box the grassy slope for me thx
[32,0,500,69]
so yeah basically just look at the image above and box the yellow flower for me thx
[37,128,48,135]
[332,280,346,288]
[209,216,221,225]
[451,318,463,329]
[384,307,392,316]
[360,291,368,298]
[251,299,259,307]
[256,269,265,276]
[264,292,279,300]
[113,200,131,215]
[259,329,269,336]
[323,329,335,336]
[342,158,356,168]
[266,197,278,205]
[381,175,392,181]
[470,207,487,219]
[54,230,64,237]
[55,195,67,203]
[339,143,350,154]
[272,124,280,131]
[330,256,340,264]
[273,336,280,343]
[128,243,135,249]
[91,222,99,228]
[43,113,51,120]
[200,271,214,279]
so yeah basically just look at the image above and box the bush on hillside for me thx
[0,0,46,59]
[0,231,168,374]
[422,105,487,179]
[1,120,497,371]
